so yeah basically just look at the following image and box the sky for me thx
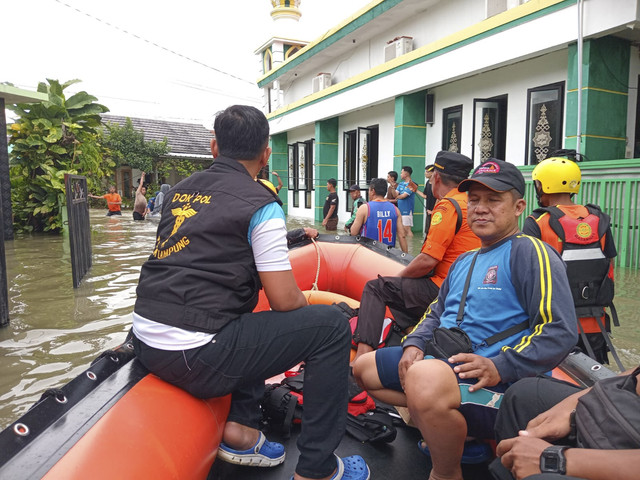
[2,0,372,127]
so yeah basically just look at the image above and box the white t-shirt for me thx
[133,202,290,350]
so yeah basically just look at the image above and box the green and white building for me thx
[257,0,640,268]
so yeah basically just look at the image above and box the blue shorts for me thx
[375,346,508,439]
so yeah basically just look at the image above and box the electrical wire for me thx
[52,0,256,86]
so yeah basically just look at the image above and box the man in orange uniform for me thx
[351,151,480,363]
[90,185,122,216]
[523,157,621,369]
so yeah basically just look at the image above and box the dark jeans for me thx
[133,304,351,479]
[133,211,145,221]
[106,210,121,216]
[490,377,585,480]
[495,376,583,443]
[353,275,439,348]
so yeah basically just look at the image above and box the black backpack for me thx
[261,367,399,443]
[575,365,640,449]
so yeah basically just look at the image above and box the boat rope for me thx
[310,237,321,291]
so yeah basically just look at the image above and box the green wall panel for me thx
[270,132,289,214]
[394,92,427,232]
[314,117,339,222]
[565,36,630,160]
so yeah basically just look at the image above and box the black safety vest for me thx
[134,156,282,333]
[531,204,614,317]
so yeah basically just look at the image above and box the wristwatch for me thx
[539,445,569,475]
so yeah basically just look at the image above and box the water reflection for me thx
[0,212,638,430]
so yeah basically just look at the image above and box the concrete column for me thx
[565,36,630,160]
[314,117,339,223]
[270,132,289,214]
[394,91,427,233]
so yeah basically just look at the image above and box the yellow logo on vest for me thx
[576,222,592,239]
[153,203,198,258]
[431,211,443,226]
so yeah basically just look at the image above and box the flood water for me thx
[0,210,639,430]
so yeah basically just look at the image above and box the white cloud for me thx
[2,0,371,125]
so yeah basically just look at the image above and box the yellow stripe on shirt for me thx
[506,235,553,353]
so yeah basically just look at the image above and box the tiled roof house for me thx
[101,114,213,198]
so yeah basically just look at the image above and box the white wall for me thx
[428,49,568,166]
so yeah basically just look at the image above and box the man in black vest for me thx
[131,105,369,480]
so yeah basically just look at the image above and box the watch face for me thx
[542,455,559,471]
[540,446,567,474]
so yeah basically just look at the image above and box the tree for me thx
[8,79,112,233]
[101,117,169,173]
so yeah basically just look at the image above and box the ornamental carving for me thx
[448,123,459,153]
[533,104,552,163]
[478,113,494,161]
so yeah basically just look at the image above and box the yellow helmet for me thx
[532,157,581,194]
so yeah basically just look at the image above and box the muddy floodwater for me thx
[0,209,639,429]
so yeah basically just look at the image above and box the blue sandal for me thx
[217,431,285,467]
[418,439,492,464]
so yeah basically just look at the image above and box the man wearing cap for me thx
[349,177,408,252]
[345,184,366,233]
[351,151,480,363]
[354,159,578,480]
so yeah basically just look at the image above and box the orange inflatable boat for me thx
[0,235,613,480]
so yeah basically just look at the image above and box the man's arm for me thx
[492,238,579,384]
[88,193,105,200]
[252,204,308,310]
[259,270,307,311]
[136,172,146,195]
[349,204,368,236]
[397,252,438,277]
[498,436,639,480]
[273,172,283,193]
[395,206,408,253]
[401,272,451,352]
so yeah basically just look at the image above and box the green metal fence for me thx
[519,159,640,269]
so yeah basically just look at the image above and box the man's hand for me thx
[322,218,328,227]
[398,346,424,390]
[496,436,551,480]
[519,394,578,441]
[303,227,318,239]
[449,353,501,391]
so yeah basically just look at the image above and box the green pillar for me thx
[394,91,427,233]
[565,36,630,160]
[270,132,288,214]
[314,118,339,223]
